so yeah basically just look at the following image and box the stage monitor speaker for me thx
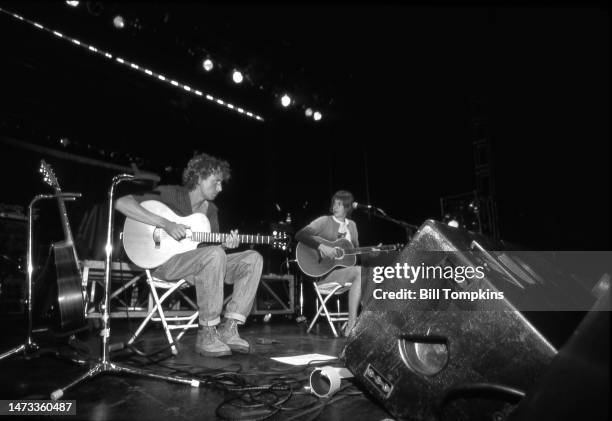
[341,220,596,421]
[507,289,609,421]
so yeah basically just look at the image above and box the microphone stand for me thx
[0,193,79,361]
[364,207,419,243]
[50,174,200,400]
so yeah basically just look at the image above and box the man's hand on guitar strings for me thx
[163,220,190,241]
[318,243,338,259]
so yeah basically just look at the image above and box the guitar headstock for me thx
[271,230,290,251]
[40,159,60,191]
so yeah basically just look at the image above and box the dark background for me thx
[1,2,610,258]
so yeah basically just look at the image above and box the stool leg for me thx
[128,293,159,346]
[176,312,199,341]
[149,283,179,355]
[322,294,339,338]
[128,279,179,355]
[308,286,341,338]
[307,287,327,333]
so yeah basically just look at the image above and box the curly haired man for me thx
[116,153,262,357]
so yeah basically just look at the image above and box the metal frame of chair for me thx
[126,269,199,355]
[81,260,148,317]
[307,280,351,338]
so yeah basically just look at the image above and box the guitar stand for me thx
[50,174,200,400]
[1,193,80,363]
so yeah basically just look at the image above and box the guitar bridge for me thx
[152,228,161,249]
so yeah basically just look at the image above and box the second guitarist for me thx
[115,153,262,358]
[295,190,362,336]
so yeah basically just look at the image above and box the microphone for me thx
[61,192,82,198]
[130,163,160,182]
[132,172,160,182]
[352,202,373,210]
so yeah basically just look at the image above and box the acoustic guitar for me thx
[122,200,288,268]
[296,237,402,278]
[39,160,86,330]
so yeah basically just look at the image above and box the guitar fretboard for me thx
[192,232,274,245]
[343,245,399,255]
[55,189,75,244]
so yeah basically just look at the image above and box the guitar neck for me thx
[192,231,274,245]
[345,245,398,255]
[55,190,75,245]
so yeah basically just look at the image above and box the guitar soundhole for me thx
[334,247,344,259]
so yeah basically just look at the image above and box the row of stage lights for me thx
[0,5,264,122]
[65,1,325,122]
[202,58,322,120]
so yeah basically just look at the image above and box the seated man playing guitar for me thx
[295,190,361,336]
[115,153,262,357]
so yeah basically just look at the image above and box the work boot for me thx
[218,318,250,354]
[195,326,231,357]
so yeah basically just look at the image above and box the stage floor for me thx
[0,315,390,421]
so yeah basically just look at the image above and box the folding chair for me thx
[127,270,199,355]
[307,280,351,338]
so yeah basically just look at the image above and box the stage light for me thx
[66,1,79,7]
[442,213,461,228]
[280,94,292,107]
[232,70,243,84]
[113,15,125,29]
[202,58,213,72]
[305,108,313,117]
[313,111,322,121]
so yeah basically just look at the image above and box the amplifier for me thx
[251,273,295,315]
[341,219,594,421]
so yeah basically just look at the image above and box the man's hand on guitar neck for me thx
[318,243,337,259]
[222,229,240,249]
[370,242,383,257]
[162,219,190,241]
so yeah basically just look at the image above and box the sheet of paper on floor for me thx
[271,353,337,365]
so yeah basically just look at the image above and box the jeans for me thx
[153,246,263,326]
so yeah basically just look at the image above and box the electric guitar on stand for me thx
[296,237,402,278]
[122,200,288,268]
[39,160,85,330]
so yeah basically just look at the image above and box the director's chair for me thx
[307,280,351,338]
[126,270,199,354]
